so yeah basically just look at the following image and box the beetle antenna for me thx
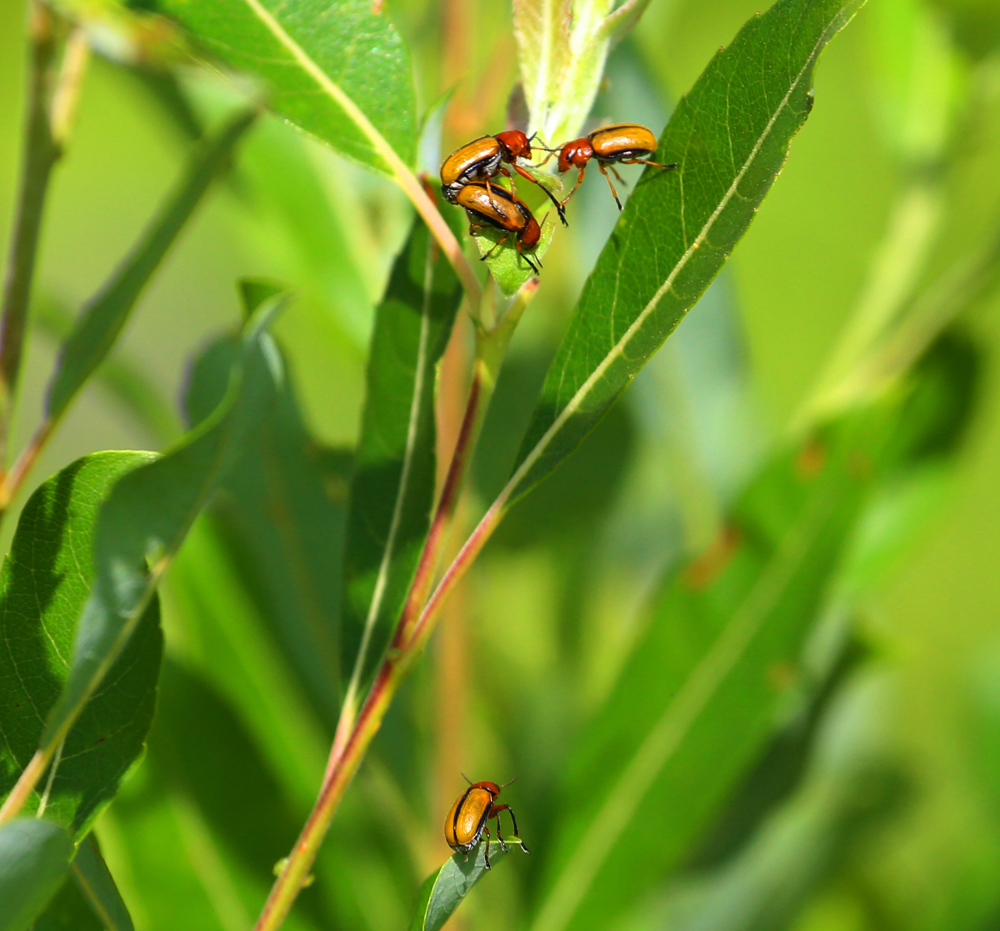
[500,776,519,789]
[462,773,473,786]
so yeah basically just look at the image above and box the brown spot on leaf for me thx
[684,524,741,589]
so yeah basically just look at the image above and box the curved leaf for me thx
[341,216,462,698]
[70,835,134,931]
[530,408,894,931]
[39,296,285,755]
[507,0,866,504]
[156,0,417,174]
[46,109,257,422]
[0,820,73,931]
[407,842,522,931]
[0,451,160,837]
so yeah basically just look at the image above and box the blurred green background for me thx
[4,0,1000,928]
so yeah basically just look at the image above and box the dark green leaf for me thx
[341,216,462,696]
[407,842,521,931]
[508,0,865,503]
[46,108,257,422]
[71,835,135,931]
[32,874,103,931]
[531,407,894,931]
[184,285,351,727]
[0,452,161,837]
[39,296,285,754]
[0,819,73,931]
[155,0,417,174]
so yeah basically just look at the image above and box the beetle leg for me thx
[512,164,568,227]
[622,157,678,171]
[490,806,509,853]
[608,164,628,188]
[598,162,623,211]
[497,803,529,854]
[559,166,587,209]
[517,240,541,275]
[485,175,509,213]
[483,827,492,870]
[480,234,509,261]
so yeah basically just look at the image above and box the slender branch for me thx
[0,2,62,472]
[253,279,539,931]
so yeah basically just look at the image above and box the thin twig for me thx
[253,280,539,931]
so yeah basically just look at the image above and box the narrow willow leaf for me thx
[184,281,350,726]
[39,296,285,752]
[71,835,135,931]
[155,0,417,174]
[341,217,462,694]
[508,0,866,504]
[46,108,257,422]
[0,452,160,837]
[407,843,519,931]
[530,407,894,931]
[0,820,73,931]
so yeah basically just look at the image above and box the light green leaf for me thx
[71,835,135,931]
[341,216,462,698]
[507,0,866,504]
[46,108,257,423]
[530,407,894,931]
[39,296,285,755]
[155,0,417,174]
[407,842,522,931]
[0,820,73,931]
[0,452,160,838]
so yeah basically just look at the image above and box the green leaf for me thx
[407,842,522,931]
[0,452,161,837]
[507,0,866,504]
[341,216,462,696]
[45,108,257,423]
[0,819,73,931]
[71,835,135,931]
[155,0,417,174]
[39,296,285,755]
[530,407,894,931]
[32,875,103,931]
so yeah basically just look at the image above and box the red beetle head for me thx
[558,138,593,173]
[520,215,541,251]
[495,130,532,161]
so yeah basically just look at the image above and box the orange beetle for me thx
[440,131,567,225]
[548,123,676,211]
[444,776,529,870]
[455,183,543,275]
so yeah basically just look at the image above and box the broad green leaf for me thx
[407,842,521,931]
[39,296,284,754]
[184,284,351,727]
[530,407,894,931]
[155,0,417,174]
[0,452,161,837]
[507,0,866,504]
[32,875,103,931]
[341,216,462,696]
[0,819,73,931]
[71,835,134,931]
[46,108,257,422]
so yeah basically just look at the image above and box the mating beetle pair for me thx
[440,123,676,273]
[444,776,529,870]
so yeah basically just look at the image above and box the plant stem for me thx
[0,2,62,473]
[254,279,539,931]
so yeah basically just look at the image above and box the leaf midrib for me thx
[529,478,842,931]
[503,13,840,509]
